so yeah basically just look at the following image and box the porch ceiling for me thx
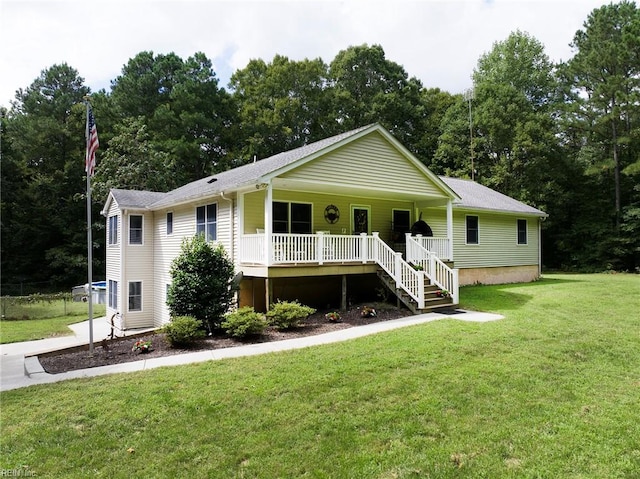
[271,178,450,205]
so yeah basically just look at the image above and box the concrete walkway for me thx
[1,310,503,392]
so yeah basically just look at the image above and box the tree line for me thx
[1,1,638,294]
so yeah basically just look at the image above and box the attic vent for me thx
[207,177,218,184]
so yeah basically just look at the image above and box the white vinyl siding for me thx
[453,211,540,269]
[153,199,234,326]
[121,211,155,328]
[105,201,122,321]
[280,132,446,198]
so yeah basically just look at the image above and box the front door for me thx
[351,206,371,234]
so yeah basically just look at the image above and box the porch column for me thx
[264,182,273,266]
[341,275,347,311]
[446,199,454,261]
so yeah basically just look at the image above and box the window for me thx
[129,215,143,244]
[393,209,411,233]
[466,215,479,244]
[166,212,173,235]
[273,202,289,233]
[108,215,118,245]
[517,219,528,245]
[196,204,217,241]
[128,281,142,312]
[108,280,118,309]
[272,202,312,234]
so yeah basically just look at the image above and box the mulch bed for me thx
[39,305,412,374]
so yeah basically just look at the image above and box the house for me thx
[102,124,547,330]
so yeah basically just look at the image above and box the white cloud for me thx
[0,0,608,107]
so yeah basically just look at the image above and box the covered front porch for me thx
[239,232,452,266]
[238,232,459,313]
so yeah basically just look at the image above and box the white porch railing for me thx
[238,232,459,309]
[406,236,459,304]
[410,235,451,261]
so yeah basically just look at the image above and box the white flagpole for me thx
[84,96,94,355]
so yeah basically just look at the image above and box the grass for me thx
[0,302,106,344]
[1,273,639,478]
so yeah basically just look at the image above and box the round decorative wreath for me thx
[324,205,340,224]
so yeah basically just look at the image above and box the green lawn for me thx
[0,301,105,344]
[1,274,639,478]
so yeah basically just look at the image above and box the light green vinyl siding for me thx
[452,212,539,269]
[243,189,414,242]
[281,132,445,198]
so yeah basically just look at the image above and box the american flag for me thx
[85,106,99,176]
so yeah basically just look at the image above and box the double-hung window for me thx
[128,281,142,312]
[108,215,118,245]
[196,204,217,241]
[517,219,528,245]
[272,202,312,234]
[166,212,173,235]
[108,280,118,309]
[129,215,143,244]
[466,215,479,245]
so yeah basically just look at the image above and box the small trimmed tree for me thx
[167,235,235,334]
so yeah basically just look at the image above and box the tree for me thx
[110,51,236,185]
[91,117,172,202]
[1,64,95,290]
[229,55,333,161]
[328,44,425,152]
[167,235,235,334]
[563,0,640,269]
[564,0,640,229]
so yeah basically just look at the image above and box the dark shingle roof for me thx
[104,126,545,218]
[109,189,168,210]
[440,177,547,216]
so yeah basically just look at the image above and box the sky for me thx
[0,0,614,109]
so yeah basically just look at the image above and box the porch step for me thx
[376,270,455,315]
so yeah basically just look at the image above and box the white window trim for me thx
[195,203,218,241]
[465,214,480,245]
[166,211,174,236]
[129,214,144,246]
[517,218,528,246]
[128,280,143,313]
[272,200,314,234]
[350,204,372,235]
[108,215,119,246]
[108,279,118,309]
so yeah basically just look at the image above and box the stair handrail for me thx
[372,233,425,309]
[406,235,459,304]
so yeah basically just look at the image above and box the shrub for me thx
[162,316,205,347]
[266,301,316,330]
[221,307,268,338]
[167,235,236,334]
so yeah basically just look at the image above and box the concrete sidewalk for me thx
[1,310,503,392]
